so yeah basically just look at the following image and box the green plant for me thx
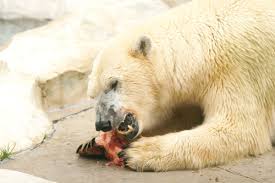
[0,144,15,161]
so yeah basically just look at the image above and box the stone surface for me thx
[0,19,48,45]
[0,107,274,183]
[0,0,66,20]
[0,0,169,20]
[162,0,191,7]
[0,169,55,183]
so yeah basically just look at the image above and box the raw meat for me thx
[76,130,129,166]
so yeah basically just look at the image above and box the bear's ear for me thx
[131,36,152,59]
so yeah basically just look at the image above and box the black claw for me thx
[91,138,96,146]
[117,151,126,158]
[83,143,88,150]
[122,156,128,164]
[87,142,91,149]
[121,144,129,149]
[76,144,83,153]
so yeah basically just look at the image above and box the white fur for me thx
[88,0,275,171]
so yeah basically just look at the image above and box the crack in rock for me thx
[217,167,261,182]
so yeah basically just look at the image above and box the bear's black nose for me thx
[95,120,112,132]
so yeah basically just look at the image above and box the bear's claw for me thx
[76,137,106,158]
[76,131,130,166]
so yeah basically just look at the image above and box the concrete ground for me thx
[0,106,274,183]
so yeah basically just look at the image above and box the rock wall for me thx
[162,0,191,7]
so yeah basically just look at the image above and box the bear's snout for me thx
[95,90,139,140]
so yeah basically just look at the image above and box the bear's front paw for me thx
[120,136,172,171]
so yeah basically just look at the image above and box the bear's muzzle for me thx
[95,89,139,140]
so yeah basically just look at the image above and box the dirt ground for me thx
[0,106,274,183]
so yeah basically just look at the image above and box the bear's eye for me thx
[109,80,118,91]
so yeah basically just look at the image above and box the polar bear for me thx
[87,0,275,171]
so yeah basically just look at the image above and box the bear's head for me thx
[87,35,162,140]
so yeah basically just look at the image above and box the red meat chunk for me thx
[76,130,129,166]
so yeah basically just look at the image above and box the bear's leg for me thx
[123,116,272,171]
